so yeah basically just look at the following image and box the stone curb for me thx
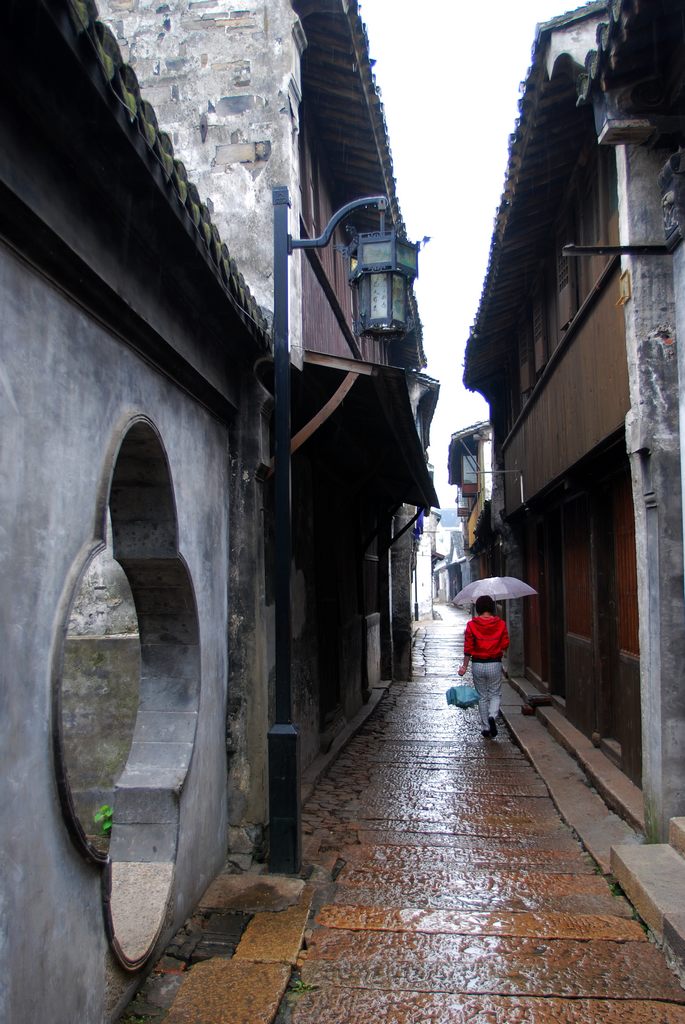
[506,675,645,833]
[301,683,388,804]
[499,682,642,876]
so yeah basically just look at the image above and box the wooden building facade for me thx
[288,0,439,759]
[464,4,642,783]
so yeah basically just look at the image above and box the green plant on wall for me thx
[93,803,113,834]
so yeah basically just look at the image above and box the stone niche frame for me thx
[52,417,201,971]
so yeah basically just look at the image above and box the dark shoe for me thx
[488,716,498,738]
[481,729,491,738]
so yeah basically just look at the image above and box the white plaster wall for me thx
[546,17,601,79]
[415,532,433,620]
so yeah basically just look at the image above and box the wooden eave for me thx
[465,34,597,397]
[296,353,439,509]
[294,0,425,371]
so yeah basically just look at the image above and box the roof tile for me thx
[63,0,268,341]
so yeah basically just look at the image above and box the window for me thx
[462,452,478,485]
[519,319,533,397]
[533,292,547,374]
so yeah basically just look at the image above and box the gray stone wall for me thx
[616,144,685,840]
[98,0,305,357]
[0,245,232,1022]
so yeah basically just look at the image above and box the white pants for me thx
[471,661,503,729]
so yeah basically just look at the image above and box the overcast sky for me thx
[358,0,590,507]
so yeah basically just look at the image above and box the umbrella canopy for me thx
[453,576,537,606]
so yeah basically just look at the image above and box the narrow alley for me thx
[283,606,685,1022]
[120,607,685,1022]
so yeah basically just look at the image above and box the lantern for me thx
[349,229,419,336]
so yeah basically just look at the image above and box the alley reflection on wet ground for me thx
[287,606,685,1023]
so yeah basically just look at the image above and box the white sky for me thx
[358,0,589,507]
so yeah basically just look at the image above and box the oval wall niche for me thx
[54,420,200,970]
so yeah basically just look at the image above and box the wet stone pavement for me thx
[283,607,685,1023]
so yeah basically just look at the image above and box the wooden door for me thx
[524,518,547,687]
[547,507,566,698]
[593,471,641,784]
[563,495,595,735]
[612,473,641,784]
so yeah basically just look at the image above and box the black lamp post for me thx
[268,185,419,873]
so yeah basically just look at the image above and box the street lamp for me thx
[268,185,420,873]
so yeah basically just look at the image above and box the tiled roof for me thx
[576,0,647,104]
[577,0,685,106]
[350,2,425,370]
[67,0,269,344]
[465,2,604,396]
[295,0,425,369]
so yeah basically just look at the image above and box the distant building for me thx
[447,422,493,585]
[432,509,465,603]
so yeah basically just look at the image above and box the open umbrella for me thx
[453,575,537,606]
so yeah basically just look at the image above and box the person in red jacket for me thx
[457,594,509,738]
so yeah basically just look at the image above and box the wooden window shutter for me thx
[519,321,533,396]
[533,294,546,373]
[557,246,573,330]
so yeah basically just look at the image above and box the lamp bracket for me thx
[563,243,669,256]
[291,196,388,253]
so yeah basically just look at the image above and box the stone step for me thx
[611,841,685,978]
[500,691,641,875]
[506,678,645,835]
[535,705,645,833]
[670,817,685,858]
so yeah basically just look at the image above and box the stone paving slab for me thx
[330,868,633,916]
[537,705,645,832]
[316,906,646,940]
[233,890,313,965]
[336,840,596,874]
[288,990,685,1023]
[611,843,685,939]
[340,741,527,761]
[347,812,578,839]
[328,823,579,849]
[198,873,304,914]
[671,818,685,856]
[308,822,582,854]
[356,766,550,796]
[364,760,545,779]
[164,959,290,1024]
[300,931,685,1001]
[349,792,567,822]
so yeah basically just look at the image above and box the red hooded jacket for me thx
[464,615,509,661]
